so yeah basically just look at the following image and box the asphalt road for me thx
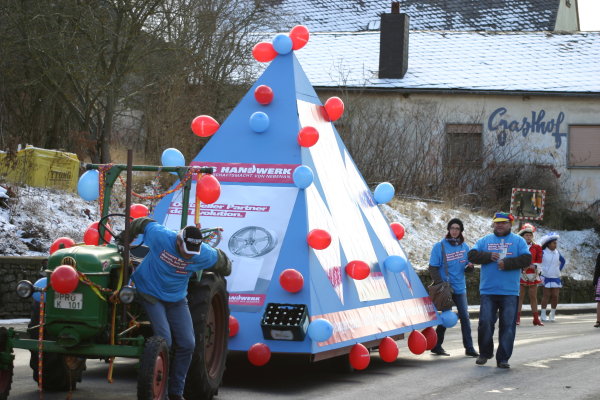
[5,313,600,400]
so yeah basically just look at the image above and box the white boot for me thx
[541,309,548,321]
[550,309,556,322]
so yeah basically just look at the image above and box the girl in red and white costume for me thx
[516,223,544,326]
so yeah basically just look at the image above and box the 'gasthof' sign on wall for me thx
[487,107,567,148]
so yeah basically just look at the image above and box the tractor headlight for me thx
[16,280,34,299]
[118,285,136,304]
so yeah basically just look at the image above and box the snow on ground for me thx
[1,185,599,280]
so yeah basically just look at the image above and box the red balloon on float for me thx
[297,126,319,147]
[229,315,239,337]
[50,237,75,255]
[379,336,399,362]
[324,97,344,121]
[349,343,370,370]
[191,115,220,137]
[307,229,331,250]
[408,330,427,355]
[197,174,221,204]
[130,203,149,219]
[421,327,438,350]
[50,265,79,294]
[254,85,274,105]
[390,222,405,240]
[279,268,304,293]
[345,260,370,280]
[289,25,310,50]
[252,42,277,63]
[84,221,112,245]
[248,343,271,366]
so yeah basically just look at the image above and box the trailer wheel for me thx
[0,327,13,400]
[137,336,169,400]
[184,273,229,400]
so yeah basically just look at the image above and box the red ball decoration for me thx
[289,25,310,50]
[248,343,271,367]
[297,126,319,147]
[252,42,277,63]
[50,265,79,294]
[254,85,274,105]
[229,315,239,337]
[349,343,370,370]
[407,330,427,355]
[50,237,75,255]
[421,327,438,350]
[191,115,220,137]
[307,229,332,250]
[279,268,304,293]
[197,174,221,204]
[390,222,405,240]
[345,260,370,280]
[83,221,112,245]
[130,203,149,219]
[324,97,344,121]
[378,336,399,362]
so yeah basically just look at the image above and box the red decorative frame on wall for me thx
[510,188,546,221]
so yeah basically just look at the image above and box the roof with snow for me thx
[293,31,600,94]
[265,0,562,32]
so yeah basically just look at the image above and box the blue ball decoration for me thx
[77,170,100,201]
[383,255,406,272]
[32,277,47,303]
[374,182,395,204]
[272,34,293,55]
[161,148,185,168]
[440,310,459,328]
[308,318,334,342]
[249,111,270,133]
[293,165,314,189]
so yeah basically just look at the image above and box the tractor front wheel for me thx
[137,336,169,400]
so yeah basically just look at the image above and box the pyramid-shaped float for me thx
[152,39,439,357]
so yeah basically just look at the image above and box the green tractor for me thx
[0,161,229,400]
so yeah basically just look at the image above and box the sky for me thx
[579,0,600,31]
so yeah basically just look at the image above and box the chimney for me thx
[378,2,410,79]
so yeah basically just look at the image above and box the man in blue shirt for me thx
[468,212,531,369]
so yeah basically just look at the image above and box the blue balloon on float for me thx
[272,34,293,55]
[384,255,406,272]
[374,182,395,204]
[440,310,459,328]
[161,148,185,168]
[32,277,47,303]
[249,111,270,133]
[77,170,99,201]
[308,318,334,342]
[293,165,314,189]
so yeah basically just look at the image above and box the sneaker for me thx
[475,356,488,365]
[496,361,510,369]
[465,349,479,358]
[431,348,450,356]
[594,321,600,328]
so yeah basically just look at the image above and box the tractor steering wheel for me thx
[98,213,144,249]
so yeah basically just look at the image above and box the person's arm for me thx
[501,254,532,270]
[204,248,232,276]
[429,266,443,284]
[593,253,600,285]
[468,249,494,265]
[115,217,155,245]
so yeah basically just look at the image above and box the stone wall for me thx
[0,256,46,318]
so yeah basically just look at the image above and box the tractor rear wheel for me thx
[184,273,229,400]
[0,327,13,400]
[137,336,169,400]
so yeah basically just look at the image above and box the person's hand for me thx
[490,252,500,261]
[497,259,505,270]
[465,263,475,273]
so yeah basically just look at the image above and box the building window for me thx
[568,126,600,168]
[445,124,483,168]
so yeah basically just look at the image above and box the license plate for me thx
[54,293,83,310]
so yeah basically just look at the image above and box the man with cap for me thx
[516,223,544,326]
[468,212,531,369]
[125,217,231,400]
[428,218,479,357]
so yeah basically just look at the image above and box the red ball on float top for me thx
[297,126,319,147]
[50,237,76,255]
[289,25,310,50]
[252,42,277,63]
[191,115,220,137]
[307,229,331,250]
[130,203,149,219]
[390,222,405,240]
[378,336,399,362]
[248,343,271,366]
[324,97,344,121]
[254,85,274,105]
[349,343,370,370]
[345,260,370,280]
[197,174,221,204]
[279,268,304,293]
[229,315,239,337]
[83,221,112,245]
[50,265,79,294]
[421,326,438,350]
[408,330,427,355]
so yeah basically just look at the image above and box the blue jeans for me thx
[140,297,195,396]
[433,292,475,352]
[478,294,519,363]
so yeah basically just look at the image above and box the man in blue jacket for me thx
[468,212,531,369]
